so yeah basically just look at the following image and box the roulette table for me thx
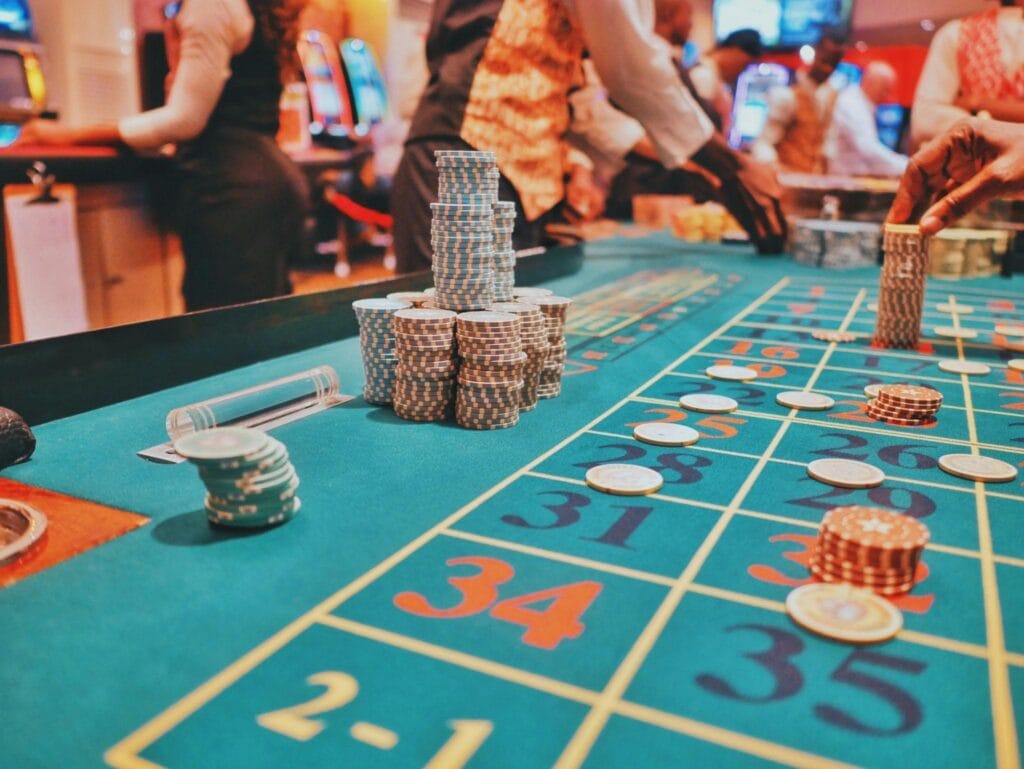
[1,232,1022,769]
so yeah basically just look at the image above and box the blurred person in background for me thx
[751,28,847,173]
[391,0,786,274]
[829,61,908,177]
[16,0,310,311]
[912,0,1024,147]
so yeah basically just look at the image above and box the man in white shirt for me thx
[911,0,1024,148]
[751,29,846,173]
[829,62,908,177]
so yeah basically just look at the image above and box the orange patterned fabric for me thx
[958,8,1024,100]
[776,82,836,174]
[460,0,585,221]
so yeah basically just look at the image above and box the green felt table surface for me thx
[2,233,1023,769]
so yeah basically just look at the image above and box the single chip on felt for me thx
[705,365,757,382]
[811,329,858,343]
[678,393,738,413]
[1009,359,1024,372]
[936,302,974,314]
[864,384,883,398]
[632,422,699,447]
[807,458,885,488]
[932,326,978,340]
[584,464,664,496]
[776,391,835,411]
[937,359,990,375]
[938,454,1018,483]
[995,323,1024,337]
[786,583,903,643]
[0,407,36,469]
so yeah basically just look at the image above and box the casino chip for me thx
[354,298,412,406]
[872,224,928,350]
[995,323,1024,337]
[633,422,699,447]
[175,427,301,528]
[512,287,554,299]
[811,330,857,343]
[937,359,990,375]
[521,296,573,400]
[938,453,1018,483]
[932,326,978,340]
[678,394,738,413]
[863,384,882,398]
[807,505,930,598]
[775,391,835,411]
[0,407,35,469]
[705,365,757,382]
[807,458,885,488]
[486,302,549,411]
[585,464,664,496]
[1009,359,1024,372]
[0,499,47,565]
[786,583,903,643]
[866,384,942,426]
[455,311,524,430]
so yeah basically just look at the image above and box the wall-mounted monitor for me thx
[714,0,853,50]
[339,38,389,132]
[0,0,32,40]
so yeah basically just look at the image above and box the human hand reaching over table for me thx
[888,118,1024,235]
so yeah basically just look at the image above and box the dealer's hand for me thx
[888,118,1024,235]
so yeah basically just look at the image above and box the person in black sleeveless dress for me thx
[16,0,309,312]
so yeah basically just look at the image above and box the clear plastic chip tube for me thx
[165,366,341,440]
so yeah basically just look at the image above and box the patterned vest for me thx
[776,78,836,174]
[958,8,1024,100]
[459,0,585,220]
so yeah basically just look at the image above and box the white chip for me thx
[776,391,835,411]
[678,394,738,413]
[864,384,883,398]
[786,583,903,644]
[706,365,758,382]
[937,359,990,375]
[1008,359,1024,372]
[584,464,664,496]
[932,326,978,340]
[995,323,1024,337]
[807,458,885,489]
[867,302,879,312]
[938,454,1018,483]
[936,302,974,315]
[633,422,700,447]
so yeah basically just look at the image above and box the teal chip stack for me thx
[431,150,499,312]
[354,297,413,405]
[173,427,301,528]
[492,201,516,301]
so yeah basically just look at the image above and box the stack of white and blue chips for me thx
[354,297,413,405]
[492,201,516,301]
[431,150,500,312]
[174,427,301,528]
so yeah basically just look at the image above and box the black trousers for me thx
[176,126,310,311]
[391,137,545,275]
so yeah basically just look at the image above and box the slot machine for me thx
[0,0,47,147]
[297,30,357,147]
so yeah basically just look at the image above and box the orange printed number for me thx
[829,400,876,424]
[393,556,513,618]
[489,581,602,650]
[394,556,604,650]
[695,415,745,439]
[625,407,688,428]
[998,392,1024,411]
[715,359,787,379]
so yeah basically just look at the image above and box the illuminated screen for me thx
[340,39,388,126]
[714,0,853,49]
[729,62,790,148]
[300,41,346,126]
[876,104,906,151]
[0,49,28,104]
[0,0,32,39]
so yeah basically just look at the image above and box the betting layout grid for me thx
[107,271,1023,769]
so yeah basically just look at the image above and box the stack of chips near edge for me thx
[431,150,499,311]
[492,201,516,301]
[873,224,928,349]
[525,295,573,399]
